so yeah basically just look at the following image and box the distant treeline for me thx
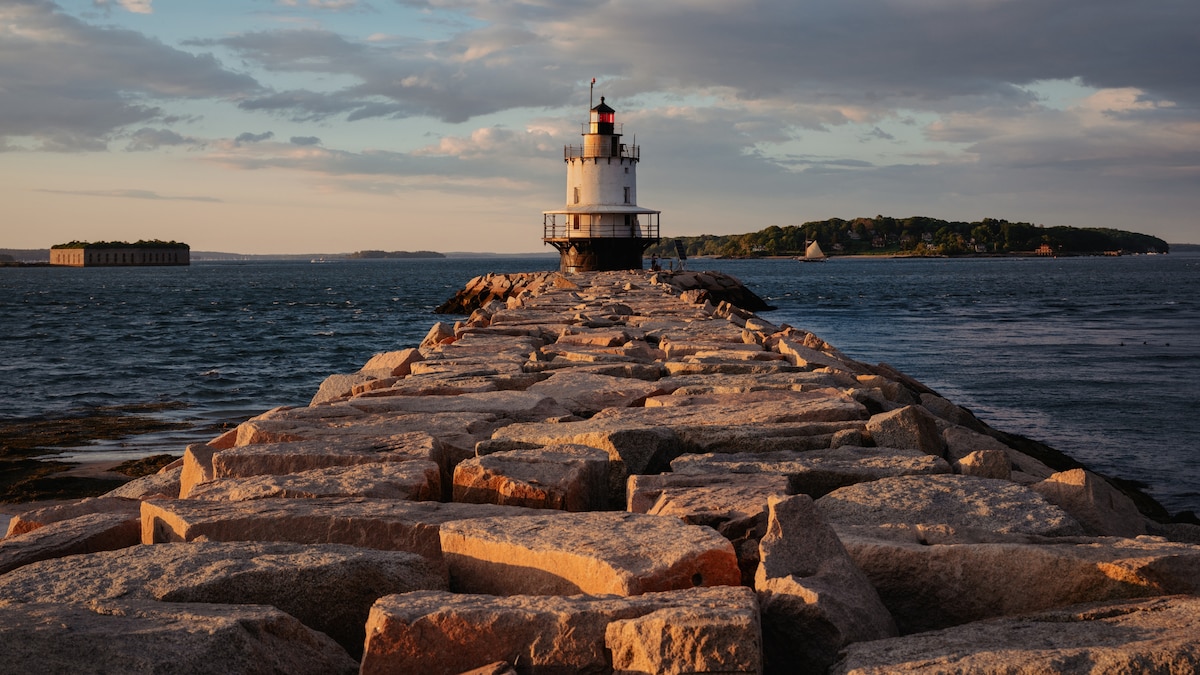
[645,217,1170,258]
[347,250,445,259]
[52,239,190,249]
[0,249,50,263]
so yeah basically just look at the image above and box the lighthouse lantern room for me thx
[543,95,660,272]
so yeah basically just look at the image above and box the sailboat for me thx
[798,240,827,262]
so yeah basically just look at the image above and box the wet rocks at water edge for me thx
[3,268,1197,674]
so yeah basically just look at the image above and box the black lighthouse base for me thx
[544,237,657,273]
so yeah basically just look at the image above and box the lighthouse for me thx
[542,95,661,272]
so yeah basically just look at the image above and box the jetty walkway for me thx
[2,269,1199,673]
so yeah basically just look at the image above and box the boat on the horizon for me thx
[797,240,827,262]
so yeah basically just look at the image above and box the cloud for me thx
[9,1,1200,158]
[774,156,877,170]
[94,0,153,14]
[413,126,556,159]
[9,0,1197,245]
[203,25,580,124]
[276,0,362,10]
[861,127,896,143]
[203,127,555,197]
[202,0,1200,128]
[236,87,371,121]
[36,188,221,202]
[0,0,259,151]
[235,131,275,145]
[126,127,197,151]
[177,0,1199,238]
[921,86,1200,179]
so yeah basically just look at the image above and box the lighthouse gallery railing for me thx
[543,214,659,241]
[563,144,640,161]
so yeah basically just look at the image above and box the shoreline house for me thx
[50,241,190,267]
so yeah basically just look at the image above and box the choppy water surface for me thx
[732,254,1200,515]
[0,258,556,461]
[1,253,1196,514]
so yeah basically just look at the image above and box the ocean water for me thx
[733,253,1200,516]
[1,253,1196,515]
[0,257,556,460]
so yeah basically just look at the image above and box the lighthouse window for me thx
[573,215,580,230]
[573,187,580,204]
[624,187,630,204]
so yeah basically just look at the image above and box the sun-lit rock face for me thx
[0,541,447,658]
[452,444,610,511]
[361,587,761,675]
[831,596,1200,675]
[0,600,357,675]
[3,269,1188,673]
[439,511,741,596]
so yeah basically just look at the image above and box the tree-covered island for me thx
[346,250,446,259]
[52,239,190,249]
[645,217,1170,258]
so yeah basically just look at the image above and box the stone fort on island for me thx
[50,241,190,267]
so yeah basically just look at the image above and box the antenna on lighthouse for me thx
[589,77,596,110]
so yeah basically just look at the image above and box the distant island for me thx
[189,250,448,261]
[645,217,1171,258]
[346,250,445,259]
[2,231,1189,267]
[50,240,189,267]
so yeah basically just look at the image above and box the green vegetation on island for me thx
[52,239,190,250]
[346,250,446,259]
[645,217,1170,258]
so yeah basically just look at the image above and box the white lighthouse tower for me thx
[542,95,660,272]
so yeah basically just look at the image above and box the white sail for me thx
[804,240,826,260]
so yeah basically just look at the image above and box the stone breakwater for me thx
[435,268,776,315]
[2,269,1199,674]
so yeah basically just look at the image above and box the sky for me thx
[2,0,1198,254]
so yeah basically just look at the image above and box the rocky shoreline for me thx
[0,404,194,504]
[2,268,1198,674]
